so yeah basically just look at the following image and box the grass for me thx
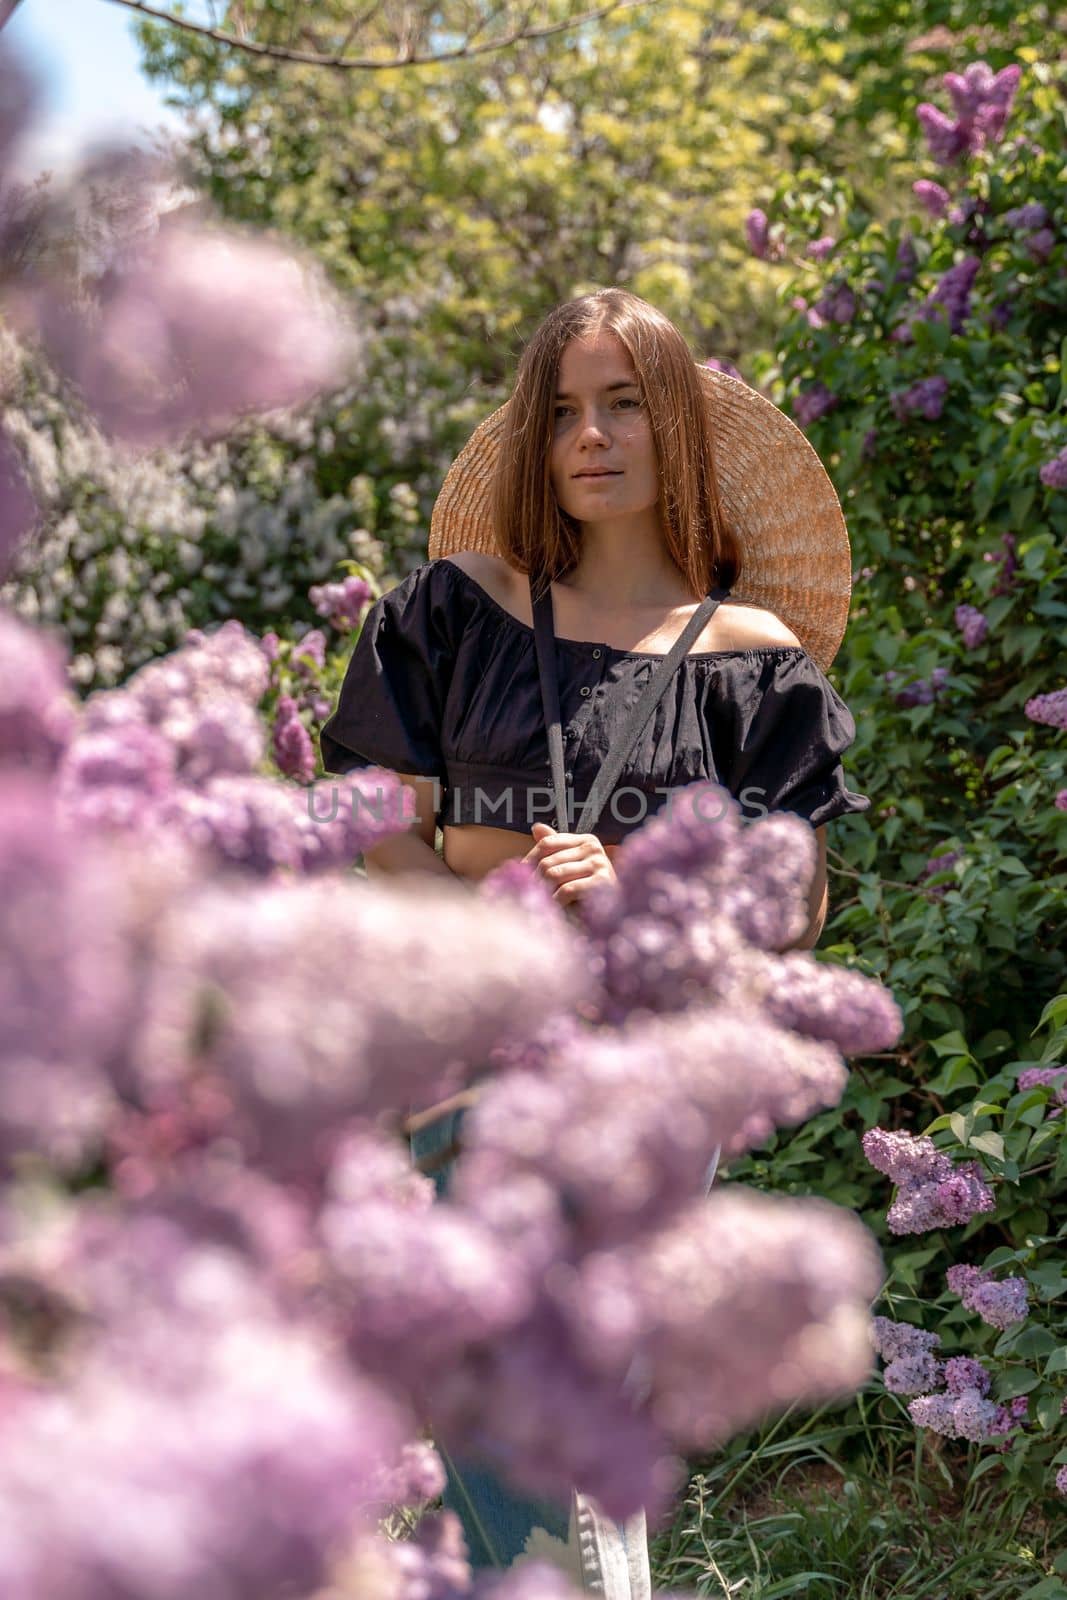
[648,1397,1067,1600]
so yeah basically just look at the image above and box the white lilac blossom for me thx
[0,425,37,578]
[861,1127,995,1233]
[1024,688,1067,730]
[954,603,988,648]
[946,1263,1029,1330]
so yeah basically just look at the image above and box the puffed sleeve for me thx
[721,651,871,827]
[318,563,454,779]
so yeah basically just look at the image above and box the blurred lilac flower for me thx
[1027,228,1055,262]
[954,603,988,648]
[1024,689,1067,730]
[745,208,778,260]
[917,104,973,166]
[1003,202,1049,231]
[983,530,1017,594]
[861,428,879,460]
[1055,791,1067,813]
[0,608,79,774]
[272,695,315,784]
[703,356,743,381]
[946,1263,1028,1329]
[293,627,328,676]
[308,576,372,633]
[891,376,949,422]
[814,281,856,325]
[917,62,1022,167]
[913,180,951,218]
[806,235,836,261]
[1057,1466,1067,1497]
[793,383,839,429]
[1039,449,1067,490]
[893,234,918,284]
[895,256,981,344]
[259,630,281,663]
[26,211,360,448]
[919,850,961,899]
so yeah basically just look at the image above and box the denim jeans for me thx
[409,1103,721,1595]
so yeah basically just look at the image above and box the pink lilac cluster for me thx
[0,609,79,775]
[954,603,988,649]
[1024,689,1067,730]
[271,694,315,783]
[916,61,1022,167]
[913,179,950,219]
[862,1128,995,1234]
[1039,448,1067,491]
[892,256,981,344]
[885,665,950,708]
[1016,1065,1067,1112]
[308,575,372,632]
[870,1316,943,1395]
[982,531,1017,595]
[890,376,949,422]
[745,208,785,262]
[793,383,839,429]
[1056,791,1067,812]
[946,1263,1028,1330]
[806,235,836,261]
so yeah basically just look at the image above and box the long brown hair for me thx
[489,288,742,599]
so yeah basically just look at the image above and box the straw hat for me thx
[428,364,853,673]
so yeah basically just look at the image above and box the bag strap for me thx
[530,576,731,837]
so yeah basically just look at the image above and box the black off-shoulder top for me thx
[319,558,871,844]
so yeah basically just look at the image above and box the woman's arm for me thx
[783,824,828,952]
[362,773,456,881]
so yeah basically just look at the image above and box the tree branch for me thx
[101,0,657,70]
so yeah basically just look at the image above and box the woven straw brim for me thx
[429,364,852,673]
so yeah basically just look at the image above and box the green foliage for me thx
[720,54,1067,1513]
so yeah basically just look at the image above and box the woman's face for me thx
[548,332,660,526]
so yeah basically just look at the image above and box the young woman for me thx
[320,288,870,1596]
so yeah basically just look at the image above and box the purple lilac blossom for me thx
[704,356,744,381]
[746,208,771,259]
[890,376,949,421]
[293,627,328,676]
[862,428,878,460]
[943,1356,991,1396]
[814,282,856,325]
[913,180,950,218]
[792,384,839,429]
[870,1316,941,1364]
[921,849,962,881]
[893,234,918,284]
[946,1263,1028,1329]
[895,256,981,344]
[1057,1466,1067,1497]
[862,1128,995,1234]
[272,695,316,783]
[908,1389,1007,1442]
[1026,228,1055,263]
[1056,791,1067,813]
[1003,202,1049,231]
[1024,689,1067,730]
[1039,449,1067,490]
[806,236,836,261]
[26,208,360,448]
[917,62,1022,167]
[916,104,973,166]
[308,575,372,632]
[983,530,1018,594]
[954,603,988,648]
[883,1351,943,1395]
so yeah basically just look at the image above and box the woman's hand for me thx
[522,821,617,908]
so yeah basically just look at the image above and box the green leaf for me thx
[1044,1347,1067,1374]
[968,1130,1005,1159]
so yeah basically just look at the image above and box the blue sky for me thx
[6,0,193,179]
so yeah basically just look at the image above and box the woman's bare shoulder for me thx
[439,550,522,607]
[718,599,803,650]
